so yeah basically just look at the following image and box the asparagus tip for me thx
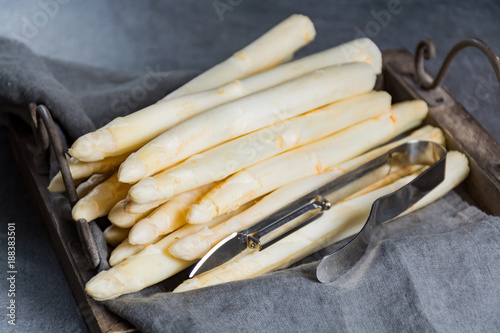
[108,254,121,267]
[47,172,64,193]
[172,278,201,293]
[72,198,99,222]
[129,221,158,245]
[109,247,132,267]
[69,130,112,162]
[118,158,148,184]
[128,177,160,203]
[187,201,216,224]
[169,233,212,261]
[85,270,123,301]
[108,203,136,228]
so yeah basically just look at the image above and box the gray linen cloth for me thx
[2,37,500,332]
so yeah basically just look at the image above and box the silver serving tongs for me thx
[189,140,447,282]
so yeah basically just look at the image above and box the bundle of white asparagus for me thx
[45,15,470,301]
[85,148,469,300]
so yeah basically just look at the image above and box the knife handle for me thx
[247,196,331,251]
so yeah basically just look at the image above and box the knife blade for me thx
[189,232,247,278]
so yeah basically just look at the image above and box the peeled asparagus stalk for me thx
[76,173,112,199]
[187,100,428,224]
[128,183,215,245]
[121,161,185,214]
[129,91,391,204]
[103,225,131,248]
[174,151,470,292]
[124,197,168,214]
[87,231,193,300]
[164,14,316,100]
[108,199,153,228]
[69,38,381,163]
[85,201,256,300]
[71,172,131,222]
[123,165,189,216]
[68,15,316,162]
[109,235,163,266]
[119,62,376,184]
[168,125,444,261]
[48,154,128,193]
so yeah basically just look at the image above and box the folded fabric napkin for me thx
[2,37,499,333]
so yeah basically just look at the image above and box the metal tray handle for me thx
[30,104,100,268]
[414,37,500,188]
[415,37,500,91]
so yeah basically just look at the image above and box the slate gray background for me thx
[0,0,499,332]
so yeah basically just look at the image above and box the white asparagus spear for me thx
[85,201,256,300]
[122,162,186,214]
[124,197,168,214]
[71,172,131,222]
[164,14,316,99]
[76,173,112,199]
[48,154,128,192]
[119,62,376,184]
[128,183,215,245]
[187,100,428,224]
[128,91,391,204]
[108,199,154,229]
[69,38,381,163]
[169,125,444,261]
[109,235,163,267]
[174,151,470,292]
[103,225,130,248]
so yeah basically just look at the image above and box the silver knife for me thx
[189,140,446,279]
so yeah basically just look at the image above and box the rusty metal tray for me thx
[6,38,500,333]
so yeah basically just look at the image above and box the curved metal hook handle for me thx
[34,105,79,205]
[415,38,500,90]
[34,105,100,268]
